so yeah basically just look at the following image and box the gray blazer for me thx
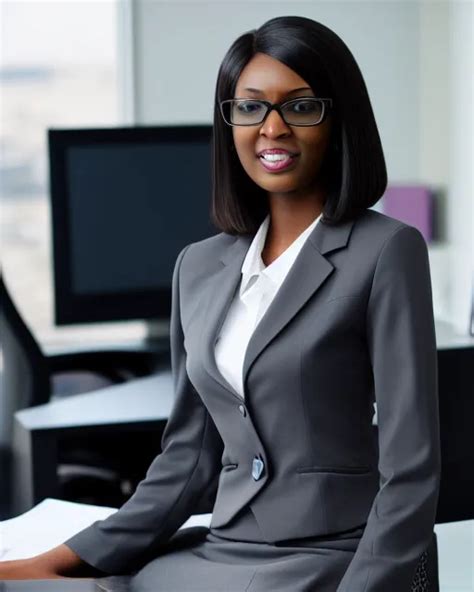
[65,208,441,591]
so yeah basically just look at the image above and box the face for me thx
[231,53,333,201]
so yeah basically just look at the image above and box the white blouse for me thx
[214,211,322,399]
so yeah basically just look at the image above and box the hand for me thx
[0,557,69,579]
[0,544,107,580]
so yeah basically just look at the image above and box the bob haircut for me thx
[211,15,387,234]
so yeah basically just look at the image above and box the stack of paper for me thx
[0,498,212,563]
[0,498,118,561]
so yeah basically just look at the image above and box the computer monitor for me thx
[48,125,217,328]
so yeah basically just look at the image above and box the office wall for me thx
[446,0,474,333]
[126,0,473,329]
[132,0,423,182]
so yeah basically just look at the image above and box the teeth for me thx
[261,153,292,161]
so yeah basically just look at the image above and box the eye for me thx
[236,100,263,114]
[290,100,319,113]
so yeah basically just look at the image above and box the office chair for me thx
[0,273,168,511]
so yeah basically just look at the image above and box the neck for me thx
[264,191,325,251]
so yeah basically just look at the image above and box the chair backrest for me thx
[0,273,51,446]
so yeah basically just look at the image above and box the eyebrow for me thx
[242,86,313,96]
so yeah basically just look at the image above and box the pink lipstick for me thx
[258,153,299,172]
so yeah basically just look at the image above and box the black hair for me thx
[210,15,387,234]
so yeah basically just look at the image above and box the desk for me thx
[2,521,472,591]
[11,374,174,516]
[434,322,474,524]
[10,320,474,518]
[434,318,474,349]
[434,519,474,591]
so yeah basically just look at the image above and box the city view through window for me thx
[1,1,147,349]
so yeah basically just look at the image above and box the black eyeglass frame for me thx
[219,97,333,127]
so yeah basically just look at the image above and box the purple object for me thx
[382,185,433,242]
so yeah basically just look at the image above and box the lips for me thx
[258,153,298,172]
[257,148,299,157]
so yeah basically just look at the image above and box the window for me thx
[1,0,146,348]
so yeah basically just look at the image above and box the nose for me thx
[259,108,291,138]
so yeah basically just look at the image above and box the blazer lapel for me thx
[200,216,356,402]
[199,234,252,401]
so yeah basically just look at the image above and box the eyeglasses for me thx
[219,97,333,127]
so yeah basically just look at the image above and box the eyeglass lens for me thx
[227,99,324,125]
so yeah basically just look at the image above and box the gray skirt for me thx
[114,505,366,592]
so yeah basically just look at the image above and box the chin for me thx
[255,175,299,192]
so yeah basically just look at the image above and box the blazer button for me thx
[252,456,265,480]
[238,404,246,417]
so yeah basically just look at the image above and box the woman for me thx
[0,16,440,591]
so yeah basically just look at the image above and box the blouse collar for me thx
[240,212,322,298]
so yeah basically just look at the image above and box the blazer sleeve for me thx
[336,225,442,592]
[63,244,224,575]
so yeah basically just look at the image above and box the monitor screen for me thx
[48,125,218,325]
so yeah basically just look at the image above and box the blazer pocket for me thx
[324,293,365,303]
[299,469,379,533]
[296,465,374,475]
[222,463,238,471]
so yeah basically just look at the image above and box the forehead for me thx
[235,53,312,96]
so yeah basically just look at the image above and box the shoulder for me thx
[353,208,426,255]
[181,231,235,264]
[343,209,429,286]
[176,231,237,283]
[174,232,236,304]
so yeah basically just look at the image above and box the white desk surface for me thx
[434,520,474,591]
[15,373,174,430]
[1,500,472,590]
